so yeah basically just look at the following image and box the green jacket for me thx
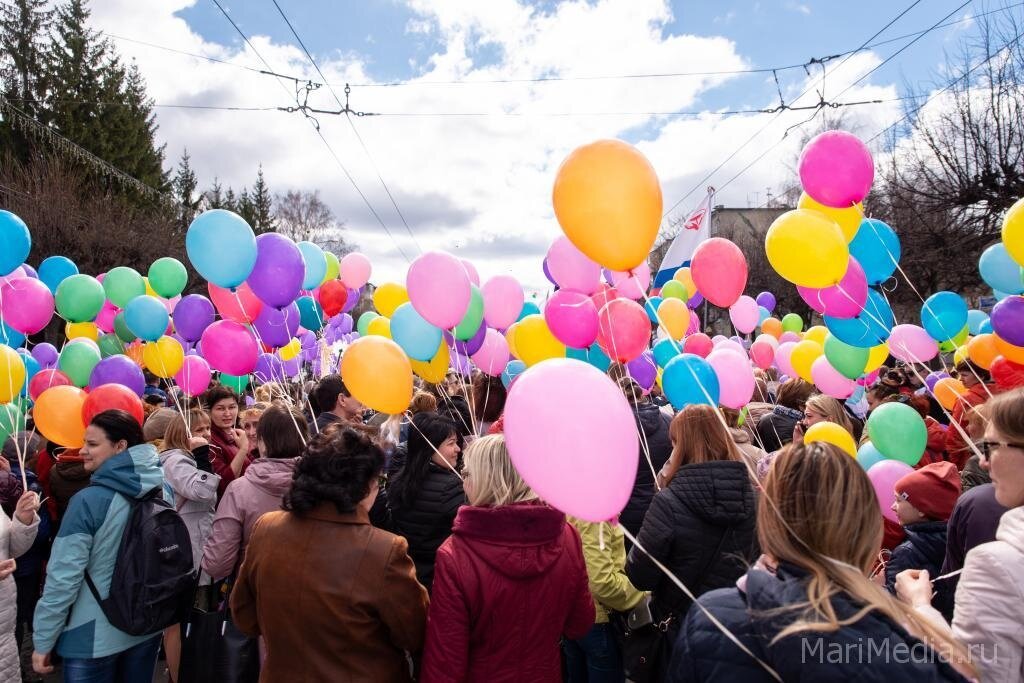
[568,519,646,624]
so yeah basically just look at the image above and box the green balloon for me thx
[454,286,484,341]
[866,402,927,466]
[55,274,105,323]
[113,312,137,343]
[938,324,970,353]
[661,280,688,301]
[219,373,250,393]
[0,403,25,446]
[781,313,804,333]
[58,341,101,387]
[98,333,126,358]
[824,335,870,380]
[102,266,145,308]
[357,311,379,337]
[148,257,188,298]
[323,252,340,282]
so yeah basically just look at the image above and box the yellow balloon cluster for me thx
[142,336,184,378]
[373,282,408,318]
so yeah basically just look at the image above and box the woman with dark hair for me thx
[471,373,506,436]
[231,427,429,681]
[203,385,252,497]
[384,412,465,591]
[32,411,166,681]
[755,379,814,453]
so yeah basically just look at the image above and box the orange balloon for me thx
[934,377,968,411]
[967,333,999,370]
[994,334,1024,364]
[673,267,697,299]
[552,139,663,271]
[34,385,88,448]
[125,341,145,368]
[657,298,689,340]
[340,336,413,414]
[761,317,783,339]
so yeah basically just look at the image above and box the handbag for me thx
[178,583,260,683]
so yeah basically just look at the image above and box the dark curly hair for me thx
[284,427,384,515]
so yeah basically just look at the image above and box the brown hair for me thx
[409,391,438,414]
[256,404,309,459]
[804,395,853,435]
[471,373,506,424]
[775,379,814,410]
[986,387,1024,443]
[159,410,210,453]
[668,405,741,470]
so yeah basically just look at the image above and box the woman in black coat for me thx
[617,378,673,540]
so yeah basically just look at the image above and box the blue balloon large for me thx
[124,295,170,342]
[391,302,442,362]
[967,309,990,336]
[849,219,900,286]
[662,353,720,410]
[185,210,257,289]
[824,288,893,348]
[978,243,1024,295]
[297,241,327,291]
[652,337,679,368]
[921,291,968,342]
[297,296,324,331]
[38,256,78,295]
[0,211,30,276]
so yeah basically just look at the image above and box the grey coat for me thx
[0,508,38,683]
[160,448,220,573]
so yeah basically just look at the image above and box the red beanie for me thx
[894,461,961,521]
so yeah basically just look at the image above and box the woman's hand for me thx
[14,490,39,525]
[0,558,15,580]
[188,436,209,450]
[895,568,934,607]
[32,652,53,675]
[231,428,249,454]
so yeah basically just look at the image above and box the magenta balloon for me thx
[547,236,600,294]
[607,262,651,300]
[691,238,748,307]
[799,130,874,208]
[811,356,857,399]
[95,300,118,334]
[707,349,754,409]
[545,289,599,349]
[596,299,650,362]
[253,300,301,348]
[1,277,54,334]
[247,232,305,308]
[728,295,759,335]
[471,328,510,376]
[200,320,257,376]
[174,355,212,397]
[888,324,939,364]
[797,257,867,318]
[775,341,798,378]
[339,252,371,289]
[687,311,701,336]
[867,459,914,523]
[481,275,525,329]
[682,332,713,358]
[407,251,472,329]
[173,294,216,342]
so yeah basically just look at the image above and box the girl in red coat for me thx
[421,434,595,682]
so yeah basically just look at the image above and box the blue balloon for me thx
[38,256,78,295]
[921,291,968,342]
[297,295,324,331]
[0,211,30,277]
[979,318,994,334]
[517,301,541,321]
[0,320,25,348]
[391,302,442,362]
[185,209,257,289]
[824,288,894,348]
[663,353,719,410]
[856,442,886,471]
[967,309,990,336]
[585,343,611,372]
[644,296,663,323]
[994,289,1011,302]
[979,243,1024,295]
[849,218,900,286]
[297,241,327,291]
[758,305,771,324]
[501,360,527,388]
[124,295,170,342]
[652,338,679,368]
[16,349,39,397]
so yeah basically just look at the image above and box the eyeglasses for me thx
[976,440,1024,463]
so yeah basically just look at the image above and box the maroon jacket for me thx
[421,502,595,682]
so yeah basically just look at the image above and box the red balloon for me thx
[991,356,1024,390]
[28,369,73,401]
[596,298,650,362]
[590,284,619,312]
[319,280,348,317]
[82,383,145,426]
[208,282,263,323]
[683,332,714,358]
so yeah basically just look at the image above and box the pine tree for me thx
[0,0,51,160]
[117,61,167,190]
[173,149,200,231]
[224,188,237,213]
[236,187,256,227]
[251,164,275,233]
[205,177,225,209]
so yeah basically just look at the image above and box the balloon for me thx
[547,236,600,294]
[691,238,747,307]
[322,252,340,283]
[83,383,144,426]
[95,299,118,335]
[28,368,71,400]
[774,341,797,378]
[209,282,262,324]
[174,355,211,397]
[407,251,472,329]
[811,356,857,399]
[340,336,413,414]
[857,442,887,471]
[707,349,754,409]
[54,274,104,324]
[867,402,926,466]
[406,339,447,384]
[34,385,87,447]
[544,289,599,349]
[339,252,372,289]
[0,211,30,277]
[88,354,145,395]
[367,316,391,338]
[515,314,566,366]
[994,334,1024,363]
[102,267,145,308]
[391,302,443,362]
[0,277,54,334]
[0,402,24,447]
[933,377,968,411]
[849,219,900,286]
[1003,196,1024,266]
[805,421,857,456]
[991,356,1024,389]
[201,321,257,376]
[797,256,868,319]
[967,309,990,336]
[504,358,638,521]
[253,353,286,384]
[372,282,408,318]
[296,296,325,332]
[750,340,775,370]
[964,333,998,370]
[252,300,301,348]
[517,300,541,322]
[799,130,874,208]
[761,317,783,339]
[781,313,804,334]
[990,295,1024,347]
[58,341,101,388]
[683,333,713,358]
[729,296,759,335]
[921,291,968,343]
[765,210,849,288]
[0,320,24,348]
[318,280,348,317]
[31,343,58,369]
[656,298,689,340]
[295,241,327,291]
[788,340,822,383]
[172,294,216,342]
[824,288,893,348]
[663,353,720,410]
[65,321,98,341]
[888,324,939,363]
[246,233,305,308]
[644,296,663,323]
[755,291,776,312]
[596,299,649,362]
[142,336,184,378]
[38,256,78,295]
[500,359,527,388]
[481,275,524,330]
[660,280,687,302]
[0,345,27,402]
[453,286,484,341]
[823,335,869,380]
[357,311,379,337]
[147,257,188,298]
[123,295,170,342]
[186,209,257,289]
[219,373,250,394]
[868,460,916,522]
[979,243,1024,295]
[607,262,651,300]
[471,328,510,376]
[625,351,657,390]
[797,192,863,241]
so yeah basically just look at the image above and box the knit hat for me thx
[894,461,961,521]
[2,431,43,463]
[143,407,180,443]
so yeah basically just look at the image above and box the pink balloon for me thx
[95,300,118,334]
[201,320,258,376]
[545,289,599,349]
[591,284,618,312]
[750,340,775,370]
[683,332,713,358]
[754,334,779,350]
[607,262,651,300]
[867,459,914,523]
[0,266,26,288]
[470,328,510,376]
[339,252,372,289]
[728,295,759,335]
[504,358,638,522]
[775,341,797,378]
[715,339,746,357]
[811,356,856,399]
[481,275,524,329]
[547,236,600,294]
[691,238,748,307]
[888,324,939,364]
[0,277,54,334]
[797,257,867,318]
[707,349,754,409]
[461,259,480,287]
[799,130,874,208]
[687,311,701,335]
[779,331,802,344]
[596,299,650,362]
[407,251,471,329]
[209,282,263,324]
[29,369,73,401]
[174,354,212,397]
[858,369,880,386]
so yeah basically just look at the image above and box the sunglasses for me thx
[976,440,1024,463]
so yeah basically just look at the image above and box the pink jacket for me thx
[201,457,298,580]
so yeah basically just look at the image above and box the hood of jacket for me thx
[54,456,91,481]
[996,505,1024,553]
[243,457,299,496]
[635,402,667,435]
[451,502,567,580]
[902,520,948,566]
[90,443,163,499]
[668,460,756,526]
[158,448,193,467]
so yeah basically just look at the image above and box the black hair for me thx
[310,374,349,416]
[203,384,240,411]
[386,412,462,509]
[284,427,384,515]
[89,410,145,449]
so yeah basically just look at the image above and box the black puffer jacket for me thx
[755,406,803,453]
[884,520,947,596]
[619,403,673,539]
[625,460,758,621]
[669,564,967,682]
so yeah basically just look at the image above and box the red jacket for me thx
[421,502,595,682]
[917,417,948,469]
[944,383,999,470]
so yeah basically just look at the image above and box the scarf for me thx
[210,425,241,469]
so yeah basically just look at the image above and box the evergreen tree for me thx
[173,149,200,231]
[104,60,167,191]
[0,0,51,161]
[224,187,237,213]
[236,187,256,227]
[44,0,107,151]
[251,164,275,233]
[205,177,225,209]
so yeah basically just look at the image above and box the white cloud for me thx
[785,2,812,16]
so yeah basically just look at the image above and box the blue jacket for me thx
[33,444,165,658]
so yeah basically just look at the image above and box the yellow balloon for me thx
[658,297,689,340]
[797,192,864,242]
[515,314,566,366]
[323,252,340,283]
[279,338,302,361]
[65,321,99,341]
[0,346,26,403]
[340,336,413,414]
[952,344,970,366]
[791,340,824,383]
[373,282,408,318]
[994,334,1024,364]
[142,335,184,378]
[673,267,697,298]
[804,421,856,457]
[865,343,889,373]
[765,209,849,288]
[367,316,392,338]
[505,322,521,359]
[803,325,829,346]
[144,277,157,298]
[1003,196,1024,266]
[411,340,450,384]
[552,139,663,271]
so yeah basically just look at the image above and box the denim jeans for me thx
[62,636,161,683]
[563,622,625,683]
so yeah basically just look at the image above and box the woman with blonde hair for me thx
[420,435,594,681]
[670,442,972,682]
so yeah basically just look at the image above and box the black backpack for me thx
[85,486,196,635]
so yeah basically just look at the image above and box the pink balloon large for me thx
[811,356,857,399]
[797,257,867,318]
[596,299,649,362]
[707,348,754,409]
[728,295,759,335]
[888,324,939,364]
[775,341,798,378]
[470,328,510,376]
[208,282,262,324]
[547,236,600,294]
[481,275,524,329]
[0,277,54,334]
[691,238,747,307]
[867,459,914,523]
[504,358,638,522]
[200,320,257,376]
[174,354,212,397]
[545,289,598,349]
[339,252,371,289]
[607,262,651,300]
[799,130,874,208]
[407,251,471,329]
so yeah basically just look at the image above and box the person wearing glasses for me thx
[896,387,1024,682]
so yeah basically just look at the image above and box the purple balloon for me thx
[335,313,353,334]
[253,301,301,348]
[31,342,59,368]
[282,356,301,377]
[322,326,339,345]
[626,351,657,390]
[925,371,949,393]
[688,291,704,309]
[247,233,305,309]
[253,353,286,384]
[450,351,472,377]
[21,264,38,279]
[341,288,361,314]
[755,291,776,312]
[990,295,1024,346]
[445,324,487,356]
[173,294,216,342]
[542,258,557,286]
[88,354,146,395]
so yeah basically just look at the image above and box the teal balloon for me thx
[148,257,188,298]
[978,243,1024,295]
[645,297,663,323]
[55,274,105,323]
[856,442,886,471]
[0,210,30,276]
[297,241,327,290]
[517,301,540,321]
[653,338,678,368]
[98,333,126,358]
[453,286,484,341]
[102,267,145,308]
[849,218,900,286]
[113,312,137,344]
[124,295,169,342]
[824,335,869,380]
[219,372,250,393]
[185,209,257,289]
[392,303,442,362]
[921,291,968,343]
[38,256,78,295]
[296,296,324,331]
[58,341,102,387]
[866,402,926,466]
[0,320,25,348]
[585,342,611,372]
[967,309,990,336]
[356,312,378,337]
[501,360,526,388]
[758,306,771,324]
[824,288,893,348]
[663,353,719,410]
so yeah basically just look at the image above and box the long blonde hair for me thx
[463,434,536,507]
[804,395,853,434]
[160,410,210,453]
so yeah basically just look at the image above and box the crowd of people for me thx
[0,353,1021,683]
